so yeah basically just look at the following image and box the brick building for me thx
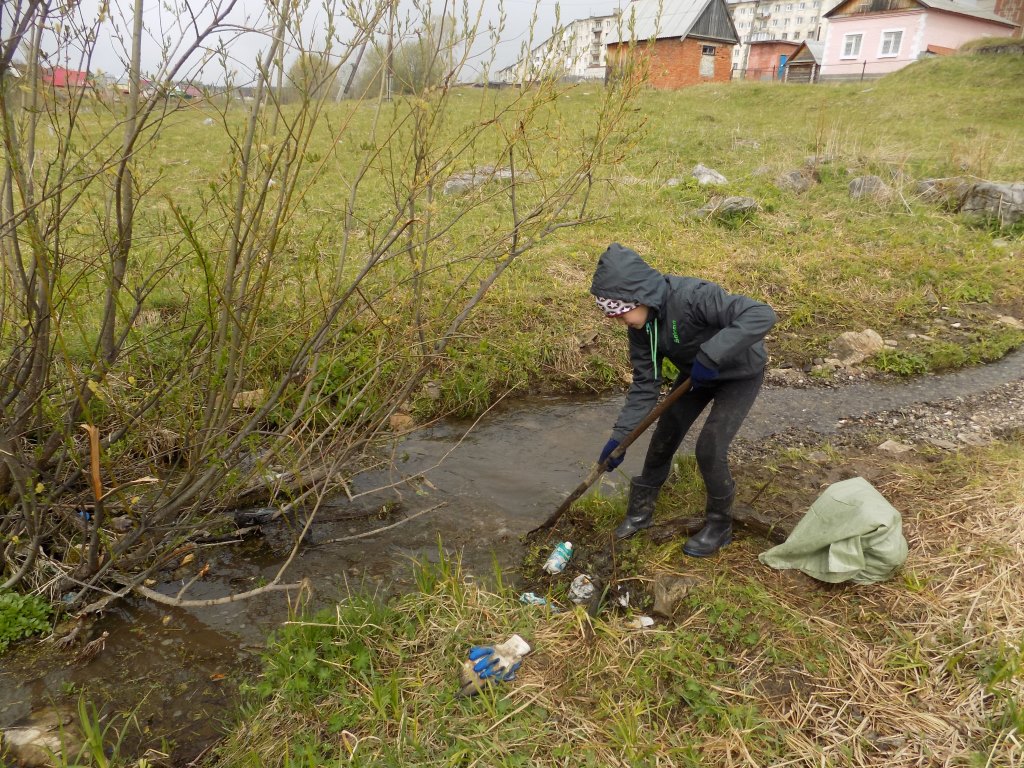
[994,0,1024,34]
[744,39,801,78]
[607,0,741,89]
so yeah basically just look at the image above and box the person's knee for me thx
[695,434,725,470]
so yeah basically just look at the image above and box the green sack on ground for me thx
[758,476,908,585]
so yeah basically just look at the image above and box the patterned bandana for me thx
[595,296,638,317]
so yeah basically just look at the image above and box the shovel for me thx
[529,378,692,534]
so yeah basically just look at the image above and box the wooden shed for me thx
[783,41,824,83]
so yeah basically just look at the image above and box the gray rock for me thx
[997,315,1024,329]
[848,175,891,200]
[831,329,885,366]
[652,573,698,618]
[1,707,88,767]
[442,166,534,195]
[692,164,728,186]
[915,177,972,208]
[776,170,812,194]
[877,439,913,455]
[690,195,758,219]
[958,181,1024,227]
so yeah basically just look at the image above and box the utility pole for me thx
[740,0,768,78]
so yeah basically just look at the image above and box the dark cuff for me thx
[696,350,718,369]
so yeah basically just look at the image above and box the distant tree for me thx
[353,13,456,98]
[285,51,339,103]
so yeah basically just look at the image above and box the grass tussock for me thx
[218,442,1024,767]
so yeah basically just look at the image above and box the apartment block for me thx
[727,0,828,74]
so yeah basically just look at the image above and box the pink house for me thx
[820,0,1018,80]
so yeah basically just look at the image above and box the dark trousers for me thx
[639,370,764,500]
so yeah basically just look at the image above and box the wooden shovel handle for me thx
[528,378,692,534]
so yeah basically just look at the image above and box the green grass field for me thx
[20,53,1024,424]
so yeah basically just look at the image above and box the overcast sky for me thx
[27,0,628,84]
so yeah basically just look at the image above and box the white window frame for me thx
[841,32,863,59]
[878,28,903,58]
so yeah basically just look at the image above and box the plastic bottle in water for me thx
[543,541,573,574]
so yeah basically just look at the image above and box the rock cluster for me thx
[443,166,534,195]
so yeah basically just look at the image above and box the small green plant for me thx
[0,589,52,653]
[926,341,970,370]
[872,349,929,376]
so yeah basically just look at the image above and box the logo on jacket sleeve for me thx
[671,320,680,344]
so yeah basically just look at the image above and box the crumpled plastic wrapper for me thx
[567,574,596,605]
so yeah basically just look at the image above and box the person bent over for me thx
[591,243,777,557]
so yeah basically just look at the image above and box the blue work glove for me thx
[690,358,719,389]
[599,438,624,472]
[467,634,531,681]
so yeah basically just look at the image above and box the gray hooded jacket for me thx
[591,243,777,441]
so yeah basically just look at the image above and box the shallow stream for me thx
[2,349,1023,761]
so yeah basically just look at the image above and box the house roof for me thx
[608,0,738,44]
[43,67,89,87]
[919,0,1015,24]
[748,39,801,47]
[787,40,825,63]
[825,0,1015,25]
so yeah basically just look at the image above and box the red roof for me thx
[44,67,89,87]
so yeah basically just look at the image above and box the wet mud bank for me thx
[2,349,1023,762]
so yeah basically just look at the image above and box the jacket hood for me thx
[590,244,668,310]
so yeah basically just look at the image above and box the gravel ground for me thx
[734,378,1024,462]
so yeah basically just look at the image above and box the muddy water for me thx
[2,349,1023,760]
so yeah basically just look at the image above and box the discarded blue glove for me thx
[599,438,624,472]
[465,634,531,684]
[468,646,521,681]
[690,358,719,388]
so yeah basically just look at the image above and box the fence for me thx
[731,53,940,84]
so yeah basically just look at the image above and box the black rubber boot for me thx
[614,477,660,540]
[683,492,734,557]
